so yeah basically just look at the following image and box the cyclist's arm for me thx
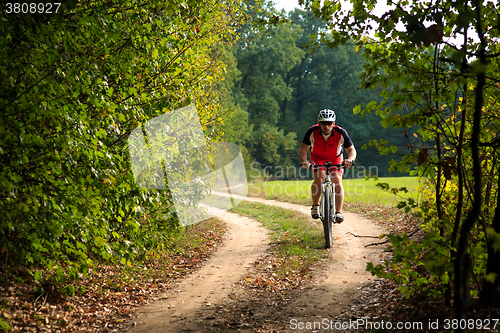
[344,145,357,166]
[299,143,310,169]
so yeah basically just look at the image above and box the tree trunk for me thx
[449,85,467,307]
[295,57,307,122]
[436,134,444,228]
[281,97,287,123]
[480,164,500,306]
[454,1,486,324]
[433,47,444,231]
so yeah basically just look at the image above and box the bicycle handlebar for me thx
[300,161,355,171]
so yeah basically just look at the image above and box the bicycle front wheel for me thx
[322,184,333,249]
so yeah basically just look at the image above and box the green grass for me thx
[230,201,328,279]
[248,176,422,208]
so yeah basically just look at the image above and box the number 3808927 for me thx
[5,3,61,14]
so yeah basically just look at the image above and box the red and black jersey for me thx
[302,124,353,163]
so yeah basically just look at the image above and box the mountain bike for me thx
[310,162,352,249]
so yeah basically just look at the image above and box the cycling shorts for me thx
[310,153,344,175]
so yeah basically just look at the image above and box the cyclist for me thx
[298,109,357,222]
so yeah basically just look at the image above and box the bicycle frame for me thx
[313,163,343,212]
[311,162,344,249]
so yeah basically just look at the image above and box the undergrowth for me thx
[0,219,226,332]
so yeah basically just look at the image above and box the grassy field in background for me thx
[247,177,422,208]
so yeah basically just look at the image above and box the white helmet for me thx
[318,109,336,122]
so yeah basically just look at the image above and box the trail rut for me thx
[123,196,386,332]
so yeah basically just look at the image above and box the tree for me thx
[229,2,409,177]
[302,0,500,321]
[0,0,241,283]
[231,0,303,170]
[285,8,407,176]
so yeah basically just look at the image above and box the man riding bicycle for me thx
[298,109,357,222]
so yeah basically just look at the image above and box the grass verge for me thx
[231,201,329,291]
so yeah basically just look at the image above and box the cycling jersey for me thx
[302,124,353,171]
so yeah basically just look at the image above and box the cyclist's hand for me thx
[300,161,311,170]
[343,159,354,167]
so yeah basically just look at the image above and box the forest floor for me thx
[3,197,499,332]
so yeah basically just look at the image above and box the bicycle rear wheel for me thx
[322,184,333,248]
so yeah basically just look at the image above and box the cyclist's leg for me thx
[312,168,325,206]
[310,153,326,206]
[331,170,344,213]
[331,170,345,223]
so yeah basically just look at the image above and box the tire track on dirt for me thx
[122,195,386,332]
[211,193,388,331]
[124,208,268,332]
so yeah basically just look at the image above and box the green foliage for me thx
[230,0,305,172]
[246,123,297,165]
[228,2,403,177]
[367,230,450,299]
[0,317,12,332]
[302,0,500,306]
[235,1,305,128]
[0,0,242,282]
[375,182,419,213]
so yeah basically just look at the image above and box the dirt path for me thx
[124,207,269,332]
[123,196,386,332]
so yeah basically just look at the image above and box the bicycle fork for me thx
[321,175,335,219]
